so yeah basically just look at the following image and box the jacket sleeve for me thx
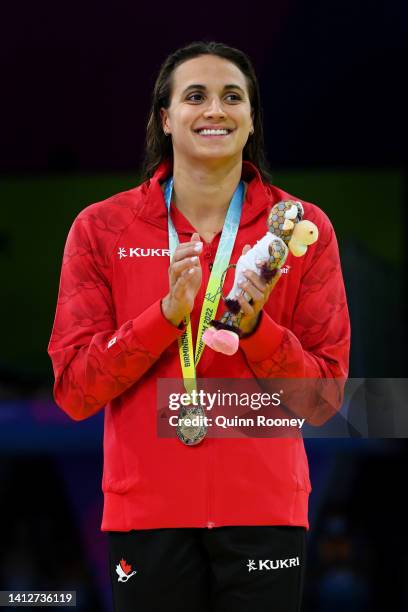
[239,217,350,426]
[47,215,184,421]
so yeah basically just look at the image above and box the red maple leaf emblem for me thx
[120,558,132,574]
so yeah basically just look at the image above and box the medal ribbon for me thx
[164,176,244,396]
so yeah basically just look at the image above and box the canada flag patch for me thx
[116,558,137,582]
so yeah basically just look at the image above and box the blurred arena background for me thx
[1,1,407,610]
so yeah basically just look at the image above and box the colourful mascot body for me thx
[202,200,319,355]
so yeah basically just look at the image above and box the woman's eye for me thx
[186,93,242,102]
[187,93,204,102]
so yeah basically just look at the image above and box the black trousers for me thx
[108,525,307,612]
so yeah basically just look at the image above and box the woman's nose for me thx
[203,98,226,118]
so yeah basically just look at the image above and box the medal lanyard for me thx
[164,176,244,396]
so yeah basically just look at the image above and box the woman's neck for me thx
[171,156,244,223]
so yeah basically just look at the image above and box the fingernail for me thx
[191,256,198,262]
[189,268,195,274]
[194,242,203,252]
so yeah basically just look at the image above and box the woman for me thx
[48,41,350,612]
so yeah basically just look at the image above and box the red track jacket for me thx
[48,159,350,531]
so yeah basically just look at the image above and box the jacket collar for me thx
[137,158,276,232]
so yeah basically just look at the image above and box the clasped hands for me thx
[161,233,281,334]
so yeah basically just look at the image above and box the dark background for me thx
[1,1,407,610]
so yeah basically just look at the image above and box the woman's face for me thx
[160,55,254,166]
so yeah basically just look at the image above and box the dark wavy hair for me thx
[140,41,273,184]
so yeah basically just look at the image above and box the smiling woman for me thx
[156,54,255,246]
[161,56,253,155]
[48,41,350,612]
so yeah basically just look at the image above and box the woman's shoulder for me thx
[65,183,150,256]
[77,182,146,220]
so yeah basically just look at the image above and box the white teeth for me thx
[198,129,229,135]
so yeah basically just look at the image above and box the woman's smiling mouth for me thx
[194,128,234,137]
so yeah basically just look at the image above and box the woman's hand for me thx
[161,232,203,327]
[236,244,281,336]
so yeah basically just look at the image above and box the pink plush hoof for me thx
[202,327,218,350]
[202,327,217,344]
[202,328,239,355]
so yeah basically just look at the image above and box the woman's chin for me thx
[188,148,242,165]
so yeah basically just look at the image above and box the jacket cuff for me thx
[239,310,285,363]
[112,299,185,358]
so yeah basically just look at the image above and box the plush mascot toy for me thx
[202,200,319,355]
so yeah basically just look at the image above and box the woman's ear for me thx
[160,108,170,136]
[249,110,255,135]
